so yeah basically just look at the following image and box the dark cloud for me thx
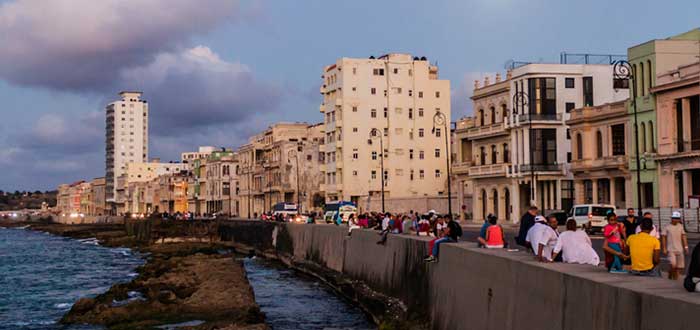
[15,111,103,155]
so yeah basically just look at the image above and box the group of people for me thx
[514,206,700,292]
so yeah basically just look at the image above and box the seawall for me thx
[220,220,700,329]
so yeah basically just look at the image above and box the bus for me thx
[323,201,357,224]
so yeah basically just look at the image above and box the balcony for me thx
[451,161,472,175]
[468,163,507,178]
[518,113,562,123]
[466,122,507,139]
[518,163,563,174]
[570,155,627,172]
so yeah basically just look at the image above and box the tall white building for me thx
[320,54,451,211]
[106,91,149,204]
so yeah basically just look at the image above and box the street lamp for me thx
[432,111,452,219]
[613,60,642,219]
[368,128,385,213]
[512,89,535,207]
[288,149,301,214]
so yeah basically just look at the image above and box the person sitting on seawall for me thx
[634,212,660,239]
[533,215,560,262]
[425,215,447,259]
[684,243,700,292]
[525,215,548,255]
[478,214,494,248]
[477,215,505,249]
[346,214,360,237]
[516,206,538,248]
[417,216,431,236]
[625,218,661,277]
[424,215,462,263]
[551,219,599,266]
[603,213,628,274]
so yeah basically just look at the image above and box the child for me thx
[603,213,628,273]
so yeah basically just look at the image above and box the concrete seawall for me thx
[219,221,700,330]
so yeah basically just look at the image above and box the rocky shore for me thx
[1,218,268,330]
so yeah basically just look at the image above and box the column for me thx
[511,181,521,223]
[682,98,692,148]
[610,177,617,208]
[555,179,561,210]
[592,180,599,204]
[458,180,465,220]
[498,186,506,220]
[574,180,584,205]
[683,170,692,208]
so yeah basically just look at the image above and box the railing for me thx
[519,164,562,172]
[466,122,506,137]
[518,113,562,122]
[468,163,507,177]
[570,155,627,170]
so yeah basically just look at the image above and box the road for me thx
[460,224,699,271]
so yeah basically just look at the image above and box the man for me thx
[662,211,689,280]
[621,208,639,239]
[635,212,660,239]
[425,216,461,263]
[552,219,599,265]
[533,216,559,262]
[626,218,661,276]
[516,206,538,247]
[525,215,548,252]
[478,214,493,247]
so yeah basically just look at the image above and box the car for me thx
[547,210,569,226]
[567,204,616,233]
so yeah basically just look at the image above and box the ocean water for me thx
[244,257,376,330]
[0,228,144,330]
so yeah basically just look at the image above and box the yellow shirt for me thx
[626,232,660,271]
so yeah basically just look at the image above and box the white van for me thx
[568,204,616,233]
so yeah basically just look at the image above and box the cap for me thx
[671,211,682,219]
[535,215,547,223]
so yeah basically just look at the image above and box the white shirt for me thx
[526,223,558,260]
[436,222,447,233]
[553,230,600,266]
[635,224,660,239]
[381,217,390,230]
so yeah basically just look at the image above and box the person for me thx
[347,214,360,237]
[417,216,431,236]
[525,215,547,252]
[477,215,505,249]
[433,216,447,237]
[533,216,560,262]
[661,211,689,280]
[603,213,627,273]
[684,243,700,292]
[425,217,461,262]
[516,206,538,247]
[402,215,412,234]
[392,214,403,234]
[376,213,392,245]
[552,219,600,265]
[626,218,661,277]
[634,212,660,239]
[478,214,493,247]
[622,208,639,238]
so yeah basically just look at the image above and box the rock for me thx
[70,298,96,313]
[157,290,178,304]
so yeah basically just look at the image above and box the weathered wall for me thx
[55,215,124,225]
[219,221,700,330]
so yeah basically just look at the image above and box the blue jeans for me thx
[432,237,456,257]
[608,242,623,271]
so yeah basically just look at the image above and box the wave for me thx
[54,302,73,309]
[78,238,100,245]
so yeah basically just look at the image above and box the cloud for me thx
[17,111,103,155]
[451,71,498,118]
[120,46,282,135]
[0,0,239,91]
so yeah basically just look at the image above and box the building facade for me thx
[106,91,149,205]
[181,146,217,165]
[625,28,700,208]
[452,117,474,220]
[652,61,700,208]
[319,54,451,212]
[192,150,240,216]
[567,101,631,209]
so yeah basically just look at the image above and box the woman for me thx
[347,214,360,237]
[477,216,505,249]
[684,243,700,292]
[552,219,600,266]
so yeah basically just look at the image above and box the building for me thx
[319,54,451,212]
[238,123,323,218]
[86,177,106,216]
[652,61,700,208]
[567,101,631,209]
[452,117,475,220]
[157,171,190,214]
[106,91,149,207]
[625,28,700,208]
[508,63,628,216]
[124,160,188,183]
[181,146,217,164]
[191,150,240,216]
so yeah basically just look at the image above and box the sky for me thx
[0,0,699,191]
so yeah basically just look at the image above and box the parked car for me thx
[567,204,616,233]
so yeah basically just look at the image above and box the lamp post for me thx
[368,128,385,213]
[288,149,301,214]
[512,89,535,207]
[613,60,642,219]
[432,111,452,219]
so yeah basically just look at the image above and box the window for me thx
[418,108,424,117]
[371,109,377,118]
[565,78,575,88]
[408,108,413,119]
[371,88,376,95]
[393,68,399,74]
[371,170,377,179]
[409,90,413,97]
[566,102,575,113]
[419,169,425,179]
[410,170,414,180]
[566,129,570,140]
[503,143,509,163]
[567,152,572,163]
[383,170,389,181]
[352,67,357,75]
[418,91,424,98]
[490,107,496,124]
[640,122,646,153]
[576,133,583,160]
[582,76,594,107]
[353,170,358,176]
[435,148,441,157]
[373,68,385,76]
[435,91,440,98]
[371,151,377,160]
[353,127,358,132]
[596,131,603,158]
[383,128,388,136]
[353,149,359,159]
[409,149,414,159]
[435,169,441,178]
[419,150,425,159]
[527,77,556,115]
[648,120,655,152]
[491,145,497,164]
[480,146,486,165]
[612,124,625,155]
[352,87,356,92]
[383,108,388,118]
[352,106,357,112]
[435,128,441,137]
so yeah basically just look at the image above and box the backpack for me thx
[684,276,697,292]
[448,220,463,238]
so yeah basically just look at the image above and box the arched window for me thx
[491,145,497,164]
[576,133,583,160]
[648,120,654,152]
[480,146,486,165]
[596,130,603,158]
[478,109,484,126]
[647,60,653,90]
[503,143,510,163]
[639,62,645,96]
[640,122,647,153]
[492,189,499,218]
[490,106,496,124]
[481,189,487,218]
[501,104,508,119]
[632,64,638,96]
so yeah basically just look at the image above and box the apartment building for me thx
[652,61,700,207]
[625,28,700,208]
[190,150,240,216]
[157,171,190,214]
[320,54,451,212]
[237,123,323,217]
[105,91,149,206]
[452,117,474,220]
[181,146,217,165]
[567,101,631,209]
[124,160,188,183]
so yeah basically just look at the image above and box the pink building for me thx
[652,62,700,208]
